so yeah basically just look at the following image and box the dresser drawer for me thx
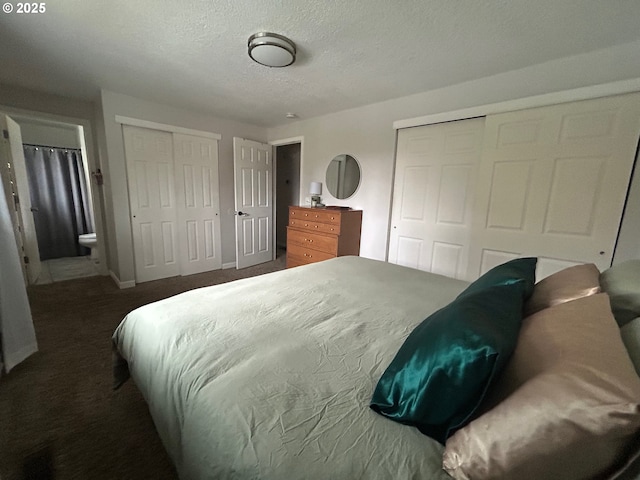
[287,228,338,255]
[287,243,335,265]
[289,208,341,226]
[286,206,362,269]
[288,218,341,235]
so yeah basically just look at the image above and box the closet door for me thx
[123,125,179,283]
[389,118,485,279]
[173,133,222,275]
[468,92,640,278]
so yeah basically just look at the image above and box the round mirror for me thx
[325,154,361,199]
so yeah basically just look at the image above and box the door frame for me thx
[269,136,304,259]
[0,105,108,277]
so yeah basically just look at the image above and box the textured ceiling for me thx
[1,0,640,127]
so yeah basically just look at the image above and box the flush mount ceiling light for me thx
[248,32,296,68]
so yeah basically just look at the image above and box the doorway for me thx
[275,142,301,252]
[0,112,106,284]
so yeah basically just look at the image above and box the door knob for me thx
[236,211,250,216]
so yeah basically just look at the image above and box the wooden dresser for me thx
[286,206,363,268]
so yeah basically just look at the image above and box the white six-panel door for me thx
[468,92,640,279]
[124,125,223,283]
[173,133,222,275]
[390,93,640,281]
[389,118,486,279]
[123,125,179,283]
[233,137,273,269]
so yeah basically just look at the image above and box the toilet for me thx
[78,233,99,261]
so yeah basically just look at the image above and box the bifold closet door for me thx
[468,92,640,278]
[123,125,179,283]
[388,118,486,279]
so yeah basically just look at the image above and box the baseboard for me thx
[109,270,136,289]
[222,262,236,270]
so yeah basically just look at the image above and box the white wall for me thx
[268,40,640,262]
[0,83,95,120]
[17,120,80,149]
[98,89,267,284]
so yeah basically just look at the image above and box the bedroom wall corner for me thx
[97,90,268,284]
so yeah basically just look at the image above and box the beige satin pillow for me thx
[524,263,600,316]
[443,294,640,480]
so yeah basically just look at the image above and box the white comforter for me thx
[113,256,469,479]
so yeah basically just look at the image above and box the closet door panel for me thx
[173,133,222,275]
[389,118,486,279]
[468,92,640,279]
[123,125,179,283]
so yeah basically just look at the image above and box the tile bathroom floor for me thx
[36,256,100,284]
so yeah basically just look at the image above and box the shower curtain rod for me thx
[22,143,81,152]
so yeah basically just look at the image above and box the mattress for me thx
[113,256,470,479]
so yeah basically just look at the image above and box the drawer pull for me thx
[304,223,309,227]
[304,253,312,258]
[330,216,335,220]
[314,225,318,229]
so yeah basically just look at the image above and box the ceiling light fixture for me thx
[248,32,296,68]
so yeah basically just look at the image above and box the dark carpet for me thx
[0,254,286,480]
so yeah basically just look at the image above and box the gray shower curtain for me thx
[23,145,92,260]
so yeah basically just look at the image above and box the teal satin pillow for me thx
[370,281,529,444]
[458,257,538,300]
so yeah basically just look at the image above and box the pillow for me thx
[458,257,537,300]
[443,294,640,480]
[370,281,526,444]
[600,260,640,326]
[621,317,640,377]
[524,263,600,316]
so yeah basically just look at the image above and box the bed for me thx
[112,256,640,480]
